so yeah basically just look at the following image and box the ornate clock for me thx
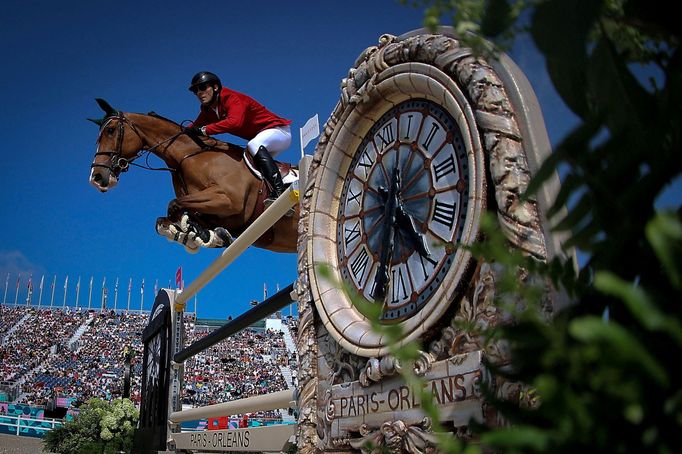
[337,99,469,321]
[306,59,486,358]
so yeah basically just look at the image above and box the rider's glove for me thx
[185,126,205,136]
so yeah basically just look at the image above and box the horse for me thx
[88,98,299,253]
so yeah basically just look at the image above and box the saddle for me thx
[238,152,299,246]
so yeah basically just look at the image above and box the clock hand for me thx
[372,167,401,301]
[395,203,431,258]
[379,186,431,258]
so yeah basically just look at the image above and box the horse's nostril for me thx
[93,173,102,182]
[101,179,108,187]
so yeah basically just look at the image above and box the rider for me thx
[187,71,291,201]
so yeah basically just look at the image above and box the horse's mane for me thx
[145,111,239,154]
[147,111,181,126]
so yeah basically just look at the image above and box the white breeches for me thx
[246,126,292,157]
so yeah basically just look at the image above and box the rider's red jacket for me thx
[192,87,291,139]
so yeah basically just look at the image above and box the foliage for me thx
[396,0,681,452]
[43,398,139,454]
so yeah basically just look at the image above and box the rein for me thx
[91,112,216,194]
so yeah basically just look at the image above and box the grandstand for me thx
[0,302,298,436]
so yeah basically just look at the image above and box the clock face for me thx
[337,99,469,322]
[146,333,161,386]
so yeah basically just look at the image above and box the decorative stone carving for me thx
[296,28,556,453]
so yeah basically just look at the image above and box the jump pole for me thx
[169,388,294,423]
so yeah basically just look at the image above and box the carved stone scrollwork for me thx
[297,28,557,452]
[349,419,441,454]
[359,351,436,387]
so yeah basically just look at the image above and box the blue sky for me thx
[0,0,603,319]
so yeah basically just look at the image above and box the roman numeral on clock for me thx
[350,247,370,283]
[376,123,395,148]
[348,186,361,206]
[434,154,456,181]
[357,149,374,178]
[344,221,361,247]
[390,267,409,304]
[422,122,440,152]
[417,253,438,282]
[432,199,456,230]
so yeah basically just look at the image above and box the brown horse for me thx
[88,98,299,253]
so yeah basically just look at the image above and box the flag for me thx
[175,267,182,290]
[16,274,20,289]
[154,279,158,296]
[128,278,132,293]
[76,276,81,293]
[263,282,267,300]
[51,275,56,290]
[39,275,44,291]
[141,278,145,294]
[102,277,106,289]
[27,276,33,292]
[64,275,69,290]
[115,277,119,292]
[300,113,320,151]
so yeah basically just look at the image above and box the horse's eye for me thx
[105,127,116,135]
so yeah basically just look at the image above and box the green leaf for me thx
[481,425,550,450]
[569,316,669,386]
[594,271,682,345]
[646,211,682,290]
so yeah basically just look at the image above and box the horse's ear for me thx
[87,117,104,126]
[95,98,118,116]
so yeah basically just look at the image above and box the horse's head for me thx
[88,98,145,192]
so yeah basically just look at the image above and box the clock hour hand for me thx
[372,167,401,301]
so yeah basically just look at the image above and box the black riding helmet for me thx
[188,71,222,92]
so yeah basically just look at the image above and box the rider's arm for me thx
[203,95,248,136]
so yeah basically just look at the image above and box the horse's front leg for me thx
[175,186,240,217]
[159,186,238,250]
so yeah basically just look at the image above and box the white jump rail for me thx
[164,156,311,452]
[169,389,294,423]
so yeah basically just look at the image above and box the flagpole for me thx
[26,276,33,306]
[127,278,132,312]
[101,277,106,311]
[75,276,81,309]
[38,275,44,308]
[3,273,8,305]
[50,275,56,307]
[88,276,93,310]
[14,275,20,305]
[139,280,143,311]
[114,278,119,311]
[63,275,68,308]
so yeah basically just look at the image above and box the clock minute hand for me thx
[379,186,431,258]
[396,203,431,258]
[372,167,401,301]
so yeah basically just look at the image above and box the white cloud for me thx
[0,250,45,281]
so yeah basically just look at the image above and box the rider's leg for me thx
[247,126,291,200]
[254,146,284,199]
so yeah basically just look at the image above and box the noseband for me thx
[91,114,145,176]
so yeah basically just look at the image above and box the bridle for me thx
[91,113,148,177]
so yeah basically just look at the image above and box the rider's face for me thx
[195,84,217,106]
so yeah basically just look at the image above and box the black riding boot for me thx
[255,146,284,200]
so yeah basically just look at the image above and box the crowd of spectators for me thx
[1,305,298,425]
[182,322,290,412]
